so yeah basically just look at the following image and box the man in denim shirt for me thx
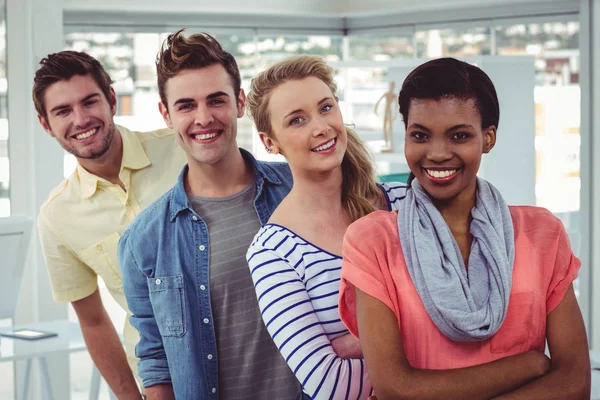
[118,30,301,399]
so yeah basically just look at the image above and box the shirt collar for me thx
[169,148,282,221]
[78,125,151,200]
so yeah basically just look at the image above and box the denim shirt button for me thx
[199,245,206,251]
[192,215,198,221]
[155,279,162,285]
[203,318,209,324]
[212,388,216,394]
[200,285,206,291]
[207,354,213,360]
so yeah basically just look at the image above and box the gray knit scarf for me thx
[397,177,515,342]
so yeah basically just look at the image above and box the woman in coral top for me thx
[339,58,591,400]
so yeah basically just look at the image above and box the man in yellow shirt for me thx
[33,50,186,398]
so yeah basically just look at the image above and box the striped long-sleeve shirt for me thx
[246,183,407,399]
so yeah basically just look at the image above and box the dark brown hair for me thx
[156,29,241,107]
[33,50,113,121]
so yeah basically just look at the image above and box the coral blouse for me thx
[339,206,580,369]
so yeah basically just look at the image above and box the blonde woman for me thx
[245,56,406,399]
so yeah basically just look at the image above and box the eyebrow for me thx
[49,93,101,114]
[283,97,333,120]
[408,123,475,133]
[172,91,230,107]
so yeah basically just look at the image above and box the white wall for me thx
[7,0,70,397]
[580,0,600,351]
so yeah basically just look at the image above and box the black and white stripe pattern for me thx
[246,183,407,399]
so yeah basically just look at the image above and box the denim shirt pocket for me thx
[147,275,186,338]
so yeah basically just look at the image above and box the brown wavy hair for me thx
[33,51,113,122]
[246,55,382,222]
[156,29,241,107]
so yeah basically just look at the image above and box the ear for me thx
[158,101,173,128]
[237,88,246,118]
[37,114,55,138]
[483,126,497,154]
[109,87,117,116]
[259,132,280,155]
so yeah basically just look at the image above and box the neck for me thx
[186,147,253,197]
[433,181,477,233]
[287,166,345,214]
[77,129,123,184]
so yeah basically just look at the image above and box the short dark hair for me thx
[156,29,241,107]
[398,57,500,131]
[33,50,114,121]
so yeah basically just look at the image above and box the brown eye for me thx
[453,132,470,140]
[411,132,427,140]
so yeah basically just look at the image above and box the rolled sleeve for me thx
[118,229,171,387]
[37,212,98,303]
[546,222,581,314]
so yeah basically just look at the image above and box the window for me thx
[496,21,582,295]
[63,32,346,176]
[416,26,492,58]
[348,32,414,61]
[0,4,7,218]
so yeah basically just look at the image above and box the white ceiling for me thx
[62,0,573,17]
[342,0,571,15]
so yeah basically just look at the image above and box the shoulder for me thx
[246,224,290,264]
[379,181,408,210]
[510,205,563,232]
[39,177,77,225]
[248,224,286,252]
[122,126,181,151]
[347,210,399,246]
[258,160,292,178]
[121,125,177,142]
[509,205,568,248]
[121,189,174,247]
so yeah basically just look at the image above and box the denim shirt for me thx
[118,149,293,399]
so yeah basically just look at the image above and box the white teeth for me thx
[426,169,457,178]
[75,128,97,140]
[312,139,335,152]
[194,132,218,140]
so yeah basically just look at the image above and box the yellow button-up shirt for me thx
[37,125,186,376]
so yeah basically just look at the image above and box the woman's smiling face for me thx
[404,96,496,203]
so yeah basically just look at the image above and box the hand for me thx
[331,333,363,359]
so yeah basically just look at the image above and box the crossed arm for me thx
[355,284,590,400]
[248,247,371,399]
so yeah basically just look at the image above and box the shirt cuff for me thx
[139,358,172,388]
[52,281,99,303]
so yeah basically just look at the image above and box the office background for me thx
[0,0,597,398]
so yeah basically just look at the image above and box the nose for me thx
[426,138,453,163]
[72,107,91,129]
[194,104,214,127]
[311,116,329,137]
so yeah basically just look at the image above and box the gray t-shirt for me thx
[189,182,301,399]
